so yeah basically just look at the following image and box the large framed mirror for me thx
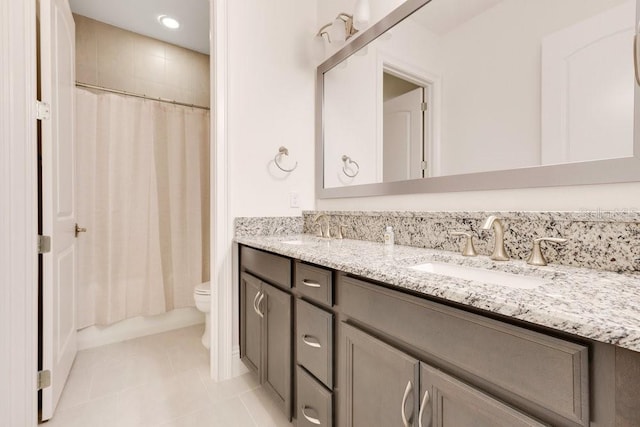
[316,0,640,198]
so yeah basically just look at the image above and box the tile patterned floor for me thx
[44,325,292,427]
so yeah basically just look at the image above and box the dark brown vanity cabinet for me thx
[340,322,547,427]
[238,246,640,426]
[240,247,293,419]
[337,275,590,427]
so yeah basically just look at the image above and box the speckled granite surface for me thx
[234,216,303,237]
[302,211,640,273]
[235,234,640,352]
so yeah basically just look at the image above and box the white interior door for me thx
[40,0,77,420]
[541,0,636,165]
[383,87,424,182]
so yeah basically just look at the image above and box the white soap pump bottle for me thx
[383,226,395,245]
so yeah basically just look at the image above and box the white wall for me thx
[227,0,316,218]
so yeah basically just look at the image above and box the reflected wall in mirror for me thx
[322,0,637,189]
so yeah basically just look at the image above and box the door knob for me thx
[75,223,87,237]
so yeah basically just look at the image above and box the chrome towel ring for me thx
[341,155,359,177]
[274,146,298,172]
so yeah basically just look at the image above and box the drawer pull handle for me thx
[256,292,265,318]
[302,406,321,425]
[302,279,322,288]
[302,335,322,348]
[401,380,413,427]
[418,389,431,427]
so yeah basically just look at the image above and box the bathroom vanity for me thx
[237,236,640,427]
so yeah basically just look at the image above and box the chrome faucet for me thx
[481,215,509,261]
[314,214,331,238]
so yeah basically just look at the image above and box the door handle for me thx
[301,279,321,288]
[252,291,263,318]
[301,406,321,425]
[256,292,265,318]
[418,389,431,427]
[74,223,87,237]
[302,335,322,348]
[635,21,640,86]
[401,380,413,427]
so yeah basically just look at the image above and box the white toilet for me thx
[193,282,211,349]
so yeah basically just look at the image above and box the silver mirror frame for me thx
[316,0,640,199]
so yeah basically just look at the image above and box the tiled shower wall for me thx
[298,211,640,273]
[74,14,210,107]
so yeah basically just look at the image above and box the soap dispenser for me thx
[383,226,395,245]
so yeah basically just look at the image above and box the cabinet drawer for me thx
[296,299,333,388]
[297,366,332,427]
[338,276,589,427]
[295,262,332,306]
[241,245,291,288]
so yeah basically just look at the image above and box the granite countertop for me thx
[235,234,640,353]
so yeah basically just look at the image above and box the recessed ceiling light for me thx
[158,15,180,30]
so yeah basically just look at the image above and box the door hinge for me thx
[38,235,51,254]
[37,370,51,390]
[420,102,428,111]
[421,161,427,170]
[36,101,50,120]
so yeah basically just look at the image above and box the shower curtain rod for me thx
[75,82,211,111]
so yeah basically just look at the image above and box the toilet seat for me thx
[195,281,210,295]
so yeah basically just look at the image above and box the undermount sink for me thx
[410,262,545,289]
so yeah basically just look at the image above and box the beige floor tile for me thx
[199,371,260,404]
[166,338,209,374]
[239,387,293,427]
[50,326,284,427]
[45,395,119,427]
[116,369,210,426]
[56,365,93,411]
[159,397,256,427]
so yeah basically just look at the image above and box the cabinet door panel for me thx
[340,322,419,427]
[263,282,292,418]
[240,272,262,373]
[420,364,549,427]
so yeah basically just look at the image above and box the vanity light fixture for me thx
[313,0,370,61]
[158,15,180,30]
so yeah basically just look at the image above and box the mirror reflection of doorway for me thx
[382,71,431,181]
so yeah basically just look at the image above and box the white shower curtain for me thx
[76,89,210,328]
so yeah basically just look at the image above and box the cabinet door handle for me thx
[302,335,322,348]
[418,389,431,427]
[635,21,640,86]
[252,291,262,317]
[301,406,321,425]
[401,380,413,427]
[256,292,265,318]
[302,279,321,288]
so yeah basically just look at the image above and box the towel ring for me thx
[274,146,298,172]
[342,155,360,178]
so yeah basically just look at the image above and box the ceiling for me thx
[69,0,210,54]
[410,0,503,35]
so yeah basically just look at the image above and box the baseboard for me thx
[77,307,205,350]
